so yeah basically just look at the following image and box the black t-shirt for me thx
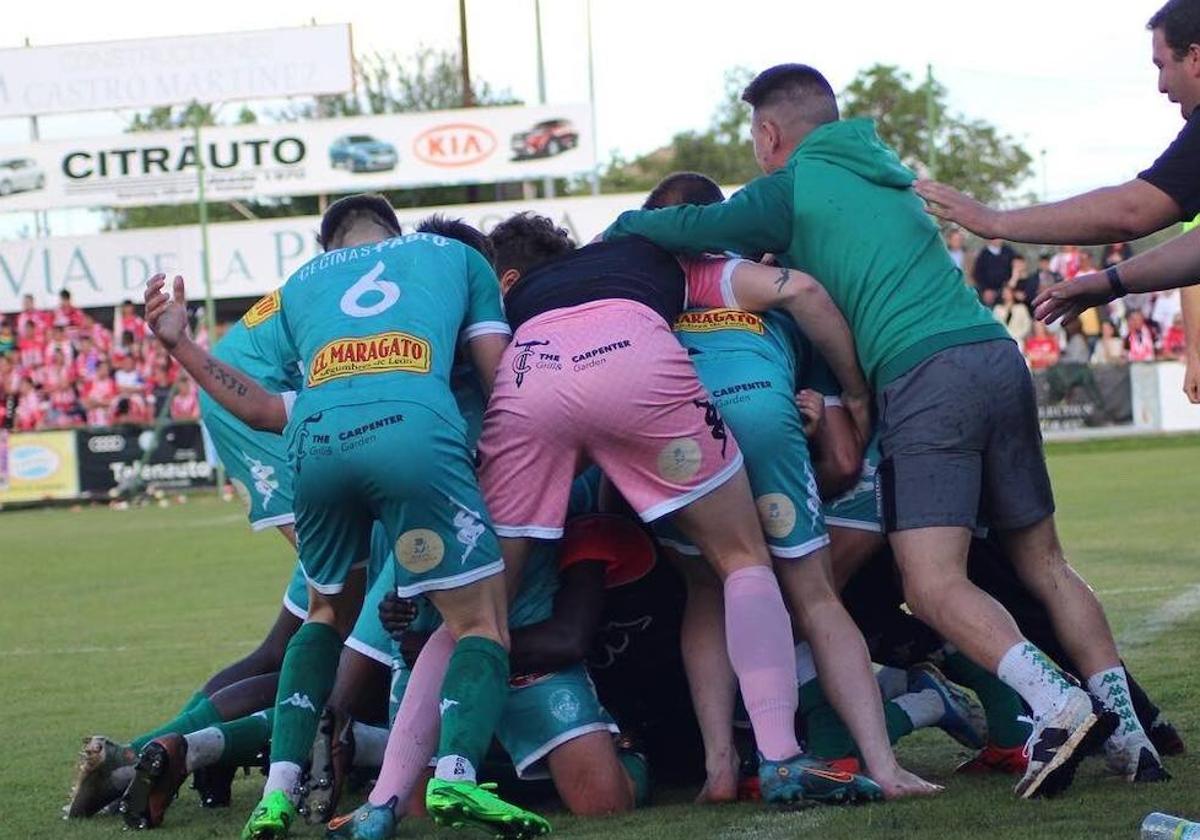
[503,236,688,331]
[972,244,1016,293]
[1139,110,1200,220]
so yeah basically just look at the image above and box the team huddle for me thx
[62,64,1183,840]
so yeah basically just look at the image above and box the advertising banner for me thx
[0,429,79,503]
[0,25,353,118]
[0,190,646,311]
[0,104,595,212]
[1033,364,1134,432]
[76,423,214,495]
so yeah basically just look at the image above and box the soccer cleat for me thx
[324,797,399,840]
[242,789,301,840]
[1104,735,1171,783]
[192,763,237,808]
[64,736,136,818]
[758,752,883,806]
[426,778,550,839]
[1148,716,1186,756]
[955,743,1028,775]
[119,733,190,829]
[909,662,988,750]
[305,706,355,824]
[1014,689,1117,799]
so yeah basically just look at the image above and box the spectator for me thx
[1050,244,1082,280]
[1126,310,1158,362]
[0,319,14,355]
[1103,242,1135,267]
[13,378,45,432]
[45,324,74,364]
[1025,320,1061,370]
[1061,318,1092,365]
[972,238,1017,305]
[1162,313,1187,359]
[945,227,968,271]
[16,293,48,339]
[113,353,144,396]
[170,375,200,421]
[115,299,149,343]
[1091,321,1127,365]
[72,334,102,381]
[148,362,174,417]
[54,289,85,332]
[81,361,117,428]
[1150,288,1182,335]
[993,284,1033,343]
[1021,253,1062,303]
[1073,252,1103,347]
[16,321,45,369]
[47,385,82,428]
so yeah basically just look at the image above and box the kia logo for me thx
[412,123,496,167]
[88,435,126,453]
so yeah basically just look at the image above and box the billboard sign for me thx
[0,430,79,503]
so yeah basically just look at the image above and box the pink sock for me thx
[724,565,801,761]
[368,625,455,808]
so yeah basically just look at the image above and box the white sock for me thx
[795,642,818,685]
[875,666,908,701]
[434,754,477,784]
[894,689,944,730]
[996,641,1074,718]
[351,721,389,768]
[1086,667,1146,743]
[264,761,303,802]
[184,727,225,773]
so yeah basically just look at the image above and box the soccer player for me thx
[143,195,544,840]
[604,63,1167,796]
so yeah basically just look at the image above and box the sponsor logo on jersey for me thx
[396,528,445,574]
[570,339,631,364]
[308,331,431,387]
[511,338,551,388]
[674,308,764,334]
[242,290,281,328]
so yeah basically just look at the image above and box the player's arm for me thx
[799,390,862,499]
[465,334,508,397]
[605,169,794,257]
[145,274,287,432]
[462,246,512,396]
[914,178,1181,245]
[508,562,607,675]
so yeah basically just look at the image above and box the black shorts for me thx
[877,339,1055,533]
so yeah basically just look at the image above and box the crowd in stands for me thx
[0,291,203,433]
[948,230,1188,370]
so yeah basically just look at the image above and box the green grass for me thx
[3,437,1199,839]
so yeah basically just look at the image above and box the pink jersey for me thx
[14,395,45,431]
[17,337,44,368]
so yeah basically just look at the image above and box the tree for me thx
[841,64,1032,206]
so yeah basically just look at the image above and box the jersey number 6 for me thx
[340,261,400,318]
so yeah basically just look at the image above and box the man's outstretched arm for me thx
[145,274,288,433]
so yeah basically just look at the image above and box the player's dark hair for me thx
[742,63,839,127]
[490,212,575,277]
[416,214,496,267]
[319,193,402,251]
[643,172,725,209]
[1149,0,1200,58]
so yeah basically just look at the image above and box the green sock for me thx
[617,749,651,807]
[434,636,508,784]
[800,679,913,760]
[178,690,210,716]
[884,701,916,742]
[942,651,1031,748]
[269,622,343,765]
[130,695,222,753]
[217,710,275,766]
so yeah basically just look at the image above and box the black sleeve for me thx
[1138,112,1200,220]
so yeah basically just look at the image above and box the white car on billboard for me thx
[0,157,45,196]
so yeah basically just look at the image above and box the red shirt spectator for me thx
[15,293,49,340]
[14,380,46,431]
[1161,316,1187,359]
[1025,324,1061,370]
[116,300,149,343]
[16,323,45,369]
[170,377,200,421]
[81,362,117,428]
[1126,311,1157,363]
[54,290,86,332]
[47,387,81,428]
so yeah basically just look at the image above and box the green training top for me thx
[607,117,1009,388]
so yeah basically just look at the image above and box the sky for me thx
[0,0,1185,237]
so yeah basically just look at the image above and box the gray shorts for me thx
[877,339,1055,533]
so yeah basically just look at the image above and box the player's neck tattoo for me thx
[774,267,791,294]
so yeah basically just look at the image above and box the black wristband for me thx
[1105,265,1128,298]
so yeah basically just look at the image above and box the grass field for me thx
[4,435,1200,840]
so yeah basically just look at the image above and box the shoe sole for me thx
[66,737,128,819]
[120,742,169,829]
[1018,711,1116,799]
[429,800,550,840]
[304,709,337,824]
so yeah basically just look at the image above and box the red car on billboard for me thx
[510,118,579,161]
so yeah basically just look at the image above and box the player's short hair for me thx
[319,193,402,251]
[1149,0,1200,58]
[643,172,725,209]
[742,64,839,128]
[416,214,496,266]
[490,212,575,277]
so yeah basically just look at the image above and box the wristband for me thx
[1105,265,1128,298]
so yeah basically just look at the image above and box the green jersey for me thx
[607,118,1008,388]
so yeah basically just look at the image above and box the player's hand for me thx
[795,389,825,437]
[913,180,1001,238]
[144,273,190,350]
[1033,271,1113,325]
[379,591,419,640]
[1185,353,1200,404]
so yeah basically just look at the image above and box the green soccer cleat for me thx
[241,789,300,840]
[426,778,550,839]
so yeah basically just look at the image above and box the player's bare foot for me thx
[871,766,943,800]
[695,754,739,803]
[65,736,136,818]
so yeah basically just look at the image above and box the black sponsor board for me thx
[1033,364,1133,432]
[76,422,214,494]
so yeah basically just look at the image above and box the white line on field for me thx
[0,639,263,657]
[1119,582,1200,648]
[1098,585,1179,596]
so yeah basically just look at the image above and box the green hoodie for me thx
[607,118,1008,388]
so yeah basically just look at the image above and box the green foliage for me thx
[841,64,1033,205]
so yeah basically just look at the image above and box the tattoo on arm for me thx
[203,358,248,397]
[774,267,791,294]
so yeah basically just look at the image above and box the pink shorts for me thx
[477,299,744,538]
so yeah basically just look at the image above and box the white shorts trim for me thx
[638,450,744,523]
[250,512,296,532]
[512,722,621,781]
[824,516,883,534]
[768,533,831,559]
[823,395,843,407]
[300,558,370,595]
[282,594,307,620]
[344,636,393,667]
[200,420,220,468]
[656,537,701,557]
[394,558,506,598]
[493,524,565,540]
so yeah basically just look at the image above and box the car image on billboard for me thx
[510,118,579,161]
[328,135,398,173]
[0,157,46,196]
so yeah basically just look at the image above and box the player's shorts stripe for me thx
[461,321,513,341]
[512,722,621,780]
[493,524,566,540]
[767,533,832,559]
[250,512,297,532]
[823,516,884,534]
[282,594,307,620]
[394,558,506,598]
[655,537,702,556]
[638,449,744,523]
[344,637,393,667]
